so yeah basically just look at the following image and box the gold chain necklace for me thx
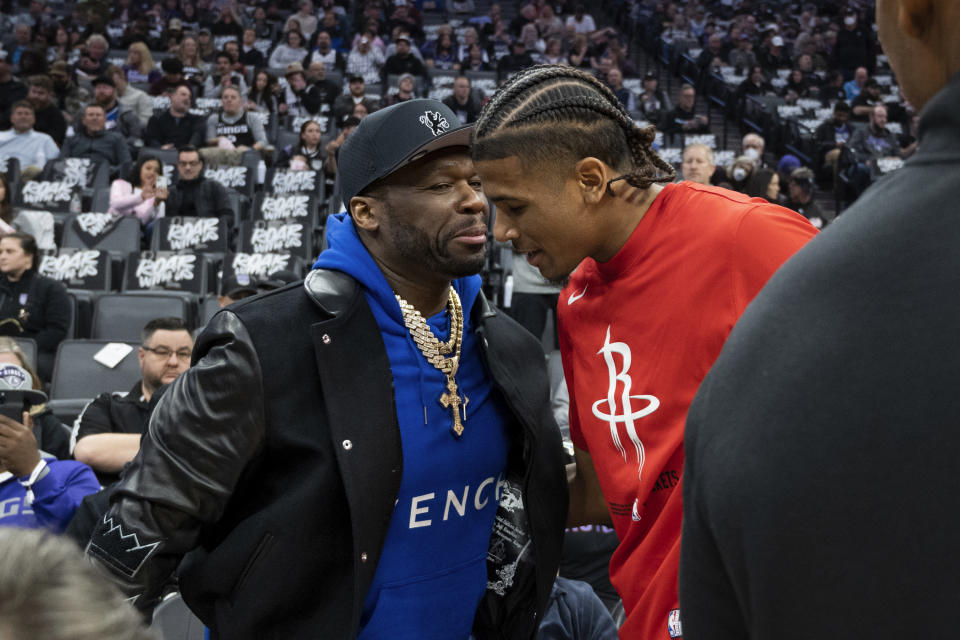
[395,287,468,437]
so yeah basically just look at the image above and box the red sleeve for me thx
[730,203,817,314]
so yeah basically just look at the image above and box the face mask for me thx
[844,16,856,26]
[732,166,748,182]
[743,147,760,161]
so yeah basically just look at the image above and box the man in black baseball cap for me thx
[85,97,567,639]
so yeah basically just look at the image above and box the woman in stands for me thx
[0,233,71,381]
[745,167,782,203]
[423,25,459,70]
[0,336,72,459]
[124,42,161,85]
[177,34,207,90]
[108,155,167,225]
[247,69,278,114]
[211,6,244,40]
[269,29,308,69]
[277,119,323,171]
[47,25,72,63]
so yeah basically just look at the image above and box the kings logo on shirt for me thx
[591,326,660,481]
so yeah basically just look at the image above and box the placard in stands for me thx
[224,252,296,281]
[160,217,226,252]
[39,249,109,289]
[70,212,124,247]
[205,165,248,189]
[21,180,77,209]
[258,194,311,221]
[243,220,311,257]
[127,251,204,293]
[269,169,320,195]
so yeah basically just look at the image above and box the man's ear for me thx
[574,157,610,205]
[898,0,935,40]
[349,196,380,232]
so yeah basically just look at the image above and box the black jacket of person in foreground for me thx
[85,268,569,639]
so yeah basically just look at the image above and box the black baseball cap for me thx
[221,272,259,298]
[337,98,472,204]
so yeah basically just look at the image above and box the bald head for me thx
[876,0,960,110]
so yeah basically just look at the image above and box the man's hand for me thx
[0,412,41,477]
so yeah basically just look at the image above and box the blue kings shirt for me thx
[314,214,510,639]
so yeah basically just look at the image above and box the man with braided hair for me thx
[473,65,817,639]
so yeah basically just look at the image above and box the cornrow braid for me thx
[474,65,676,190]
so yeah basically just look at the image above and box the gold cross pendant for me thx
[439,377,465,437]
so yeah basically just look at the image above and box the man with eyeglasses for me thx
[73,318,193,486]
[164,146,234,219]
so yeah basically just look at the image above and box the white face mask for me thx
[732,166,748,182]
[743,147,760,161]
[844,16,856,26]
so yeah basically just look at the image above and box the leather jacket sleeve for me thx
[85,310,267,613]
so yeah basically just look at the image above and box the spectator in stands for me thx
[206,86,266,152]
[217,272,258,308]
[123,42,159,85]
[729,33,758,74]
[149,56,185,96]
[6,23,32,71]
[144,83,206,150]
[696,33,725,76]
[211,5,244,40]
[462,42,492,71]
[332,74,379,122]
[726,154,756,192]
[456,27,487,65]
[0,51,28,125]
[815,101,853,180]
[280,62,322,116]
[0,232,70,380]
[247,69,278,114]
[637,71,670,125]
[270,28,309,70]
[73,317,193,486]
[498,39,535,81]
[851,78,884,122]
[606,67,634,111]
[204,50,249,99]
[92,75,143,144]
[177,34,207,91]
[305,61,340,108]
[847,104,904,192]
[776,154,802,189]
[306,29,346,73]
[566,3,596,34]
[239,28,265,69]
[844,66,868,102]
[108,154,167,225]
[197,28,217,63]
[381,34,427,85]
[834,8,875,80]
[681,143,716,186]
[48,61,87,124]
[759,35,788,71]
[0,529,153,637]
[75,33,108,78]
[108,65,152,127]
[442,75,482,124]
[540,37,565,66]
[222,40,245,77]
[742,132,766,164]
[249,6,273,39]
[60,103,131,176]
[165,146,234,219]
[785,67,812,98]
[783,167,827,228]
[734,64,775,116]
[278,118,324,170]
[822,70,848,103]
[0,375,99,530]
[745,167,780,203]
[25,75,66,147]
[383,72,417,107]
[660,83,709,136]
[0,337,71,460]
[322,115,359,179]
[345,30,384,85]
[285,0,318,42]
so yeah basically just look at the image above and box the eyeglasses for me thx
[142,346,192,361]
[178,160,201,167]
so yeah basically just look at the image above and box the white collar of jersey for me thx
[0,471,12,484]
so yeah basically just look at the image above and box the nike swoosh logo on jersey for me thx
[567,284,588,305]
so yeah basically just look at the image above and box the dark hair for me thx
[2,232,38,270]
[0,175,13,224]
[834,100,851,113]
[142,317,189,343]
[128,154,162,188]
[298,118,320,140]
[10,100,34,114]
[215,50,231,63]
[177,145,203,167]
[473,65,675,189]
[248,68,277,111]
[27,74,53,92]
[745,167,777,199]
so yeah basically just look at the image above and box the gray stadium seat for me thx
[92,293,191,342]
[47,339,142,425]
[151,593,206,640]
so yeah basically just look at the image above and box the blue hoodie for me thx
[0,458,100,533]
[314,213,510,639]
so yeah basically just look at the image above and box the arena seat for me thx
[47,339,142,425]
[91,293,192,342]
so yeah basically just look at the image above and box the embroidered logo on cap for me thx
[419,110,450,137]
[0,365,28,389]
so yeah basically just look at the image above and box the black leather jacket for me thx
[86,269,568,639]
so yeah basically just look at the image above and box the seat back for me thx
[152,217,230,253]
[252,193,319,228]
[49,339,141,400]
[92,293,191,341]
[61,214,141,252]
[123,252,208,295]
[238,220,315,261]
[39,248,112,291]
